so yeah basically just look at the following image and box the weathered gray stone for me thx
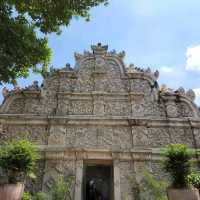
[0,44,200,199]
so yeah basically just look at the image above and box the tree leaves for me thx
[0,0,108,84]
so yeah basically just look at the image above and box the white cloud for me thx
[186,45,200,71]
[160,66,174,73]
[193,88,200,106]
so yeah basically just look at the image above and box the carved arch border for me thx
[74,55,157,88]
[0,91,41,113]
[127,72,157,88]
[74,55,127,76]
[179,96,200,118]
[0,94,23,113]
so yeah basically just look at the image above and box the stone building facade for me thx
[0,44,200,200]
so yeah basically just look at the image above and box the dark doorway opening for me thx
[84,163,113,200]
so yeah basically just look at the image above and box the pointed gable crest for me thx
[91,43,108,56]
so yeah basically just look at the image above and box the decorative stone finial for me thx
[154,70,159,79]
[127,63,148,73]
[14,85,20,91]
[110,49,116,55]
[33,81,39,89]
[146,67,151,73]
[25,81,40,91]
[91,43,108,55]
[127,64,136,73]
[118,50,126,60]
[160,84,167,93]
[83,50,92,56]
[74,52,83,61]
[61,63,73,71]
[176,87,185,95]
[160,84,174,94]
[2,87,9,98]
[186,89,195,101]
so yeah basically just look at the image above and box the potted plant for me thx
[163,143,200,200]
[0,140,39,200]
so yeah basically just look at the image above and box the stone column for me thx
[113,160,121,200]
[93,92,105,115]
[74,160,83,200]
[192,128,200,148]
[57,95,70,115]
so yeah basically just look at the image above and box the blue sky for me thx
[1,0,200,105]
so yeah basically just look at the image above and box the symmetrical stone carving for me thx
[0,44,200,199]
[165,101,178,118]
[169,127,194,147]
[93,94,105,115]
[105,100,129,116]
[70,100,93,115]
[178,102,194,117]
[48,126,66,145]
[132,126,149,147]
[129,93,144,117]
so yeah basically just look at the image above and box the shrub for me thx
[22,192,33,200]
[33,192,50,200]
[163,143,194,188]
[0,139,39,183]
[129,170,167,200]
[22,175,74,200]
[188,172,200,190]
[51,175,74,200]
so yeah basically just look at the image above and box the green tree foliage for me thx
[0,0,108,84]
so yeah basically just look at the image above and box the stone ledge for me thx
[37,146,200,161]
[0,114,199,127]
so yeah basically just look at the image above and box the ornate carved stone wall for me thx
[0,44,200,199]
